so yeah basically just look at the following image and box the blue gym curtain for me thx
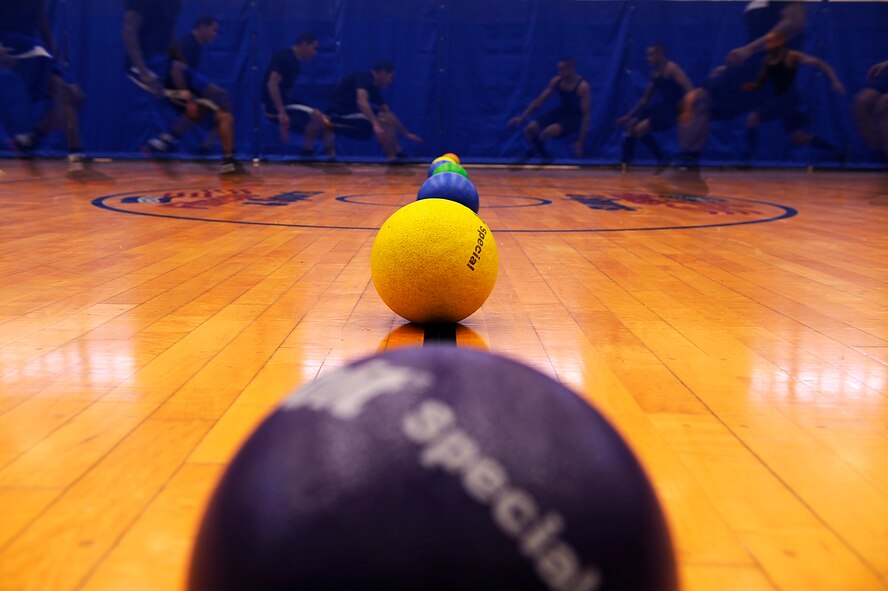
[2,0,886,167]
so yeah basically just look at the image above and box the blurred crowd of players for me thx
[0,0,886,178]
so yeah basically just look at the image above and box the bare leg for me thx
[216,110,234,156]
[621,117,640,164]
[49,77,84,153]
[377,112,398,159]
[523,120,540,141]
[540,123,564,142]
[304,110,323,153]
[323,125,335,158]
[678,88,710,155]
[523,120,550,157]
[633,119,666,170]
[876,94,888,158]
[853,89,880,151]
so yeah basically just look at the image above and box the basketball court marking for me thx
[92,187,798,233]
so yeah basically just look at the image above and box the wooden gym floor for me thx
[0,160,886,590]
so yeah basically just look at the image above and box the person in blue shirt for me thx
[177,14,220,156]
[122,0,246,175]
[617,45,693,171]
[326,61,423,161]
[853,59,888,162]
[0,0,91,178]
[263,32,333,159]
[508,57,592,159]
[178,14,218,72]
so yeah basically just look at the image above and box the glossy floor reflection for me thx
[0,160,886,590]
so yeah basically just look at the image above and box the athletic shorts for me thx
[535,108,581,137]
[756,91,806,132]
[265,103,314,132]
[638,101,680,132]
[0,33,55,102]
[128,56,215,108]
[703,59,765,121]
[328,112,374,140]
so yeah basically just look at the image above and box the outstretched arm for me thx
[726,2,806,67]
[122,10,162,95]
[509,77,558,125]
[573,81,592,157]
[869,60,888,80]
[796,51,845,94]
[37,0,58,56]
[381,106,423,143]
[356,88,383,139]
[267,71,291,141]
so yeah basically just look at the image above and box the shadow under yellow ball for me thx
[371,199,498,324]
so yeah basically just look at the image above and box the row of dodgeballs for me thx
[371,153,499,324]
[186,155,677,591]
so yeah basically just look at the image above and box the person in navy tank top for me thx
[617,45,693,171]
[740,30,845,163]
[680,1,806,166]
[508,57,592,159]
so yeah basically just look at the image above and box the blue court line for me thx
[91,192,798,233]
[336,194,553,208]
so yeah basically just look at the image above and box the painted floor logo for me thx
[92,186,797,233]
[567,193,766,216]
[118,188,320,209]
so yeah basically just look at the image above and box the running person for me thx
[326,61,423,161]
[122,0,246,175]
[741,30,845,161]
[177,14,220,156]
[853,59,888,161]
[0,0,90,177]
[263,32,333,159]
[508,57,592,158]
[617,45,693,170]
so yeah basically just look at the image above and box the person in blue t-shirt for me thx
[508,57,592,159]
[122,0,246,175]
[617,45,694,171]
[0,0,91,178]
[177,14,220,156]
[263,32,333,159]
[853,59,888,162]
[327,60,423,161]
[178,14,218,72]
